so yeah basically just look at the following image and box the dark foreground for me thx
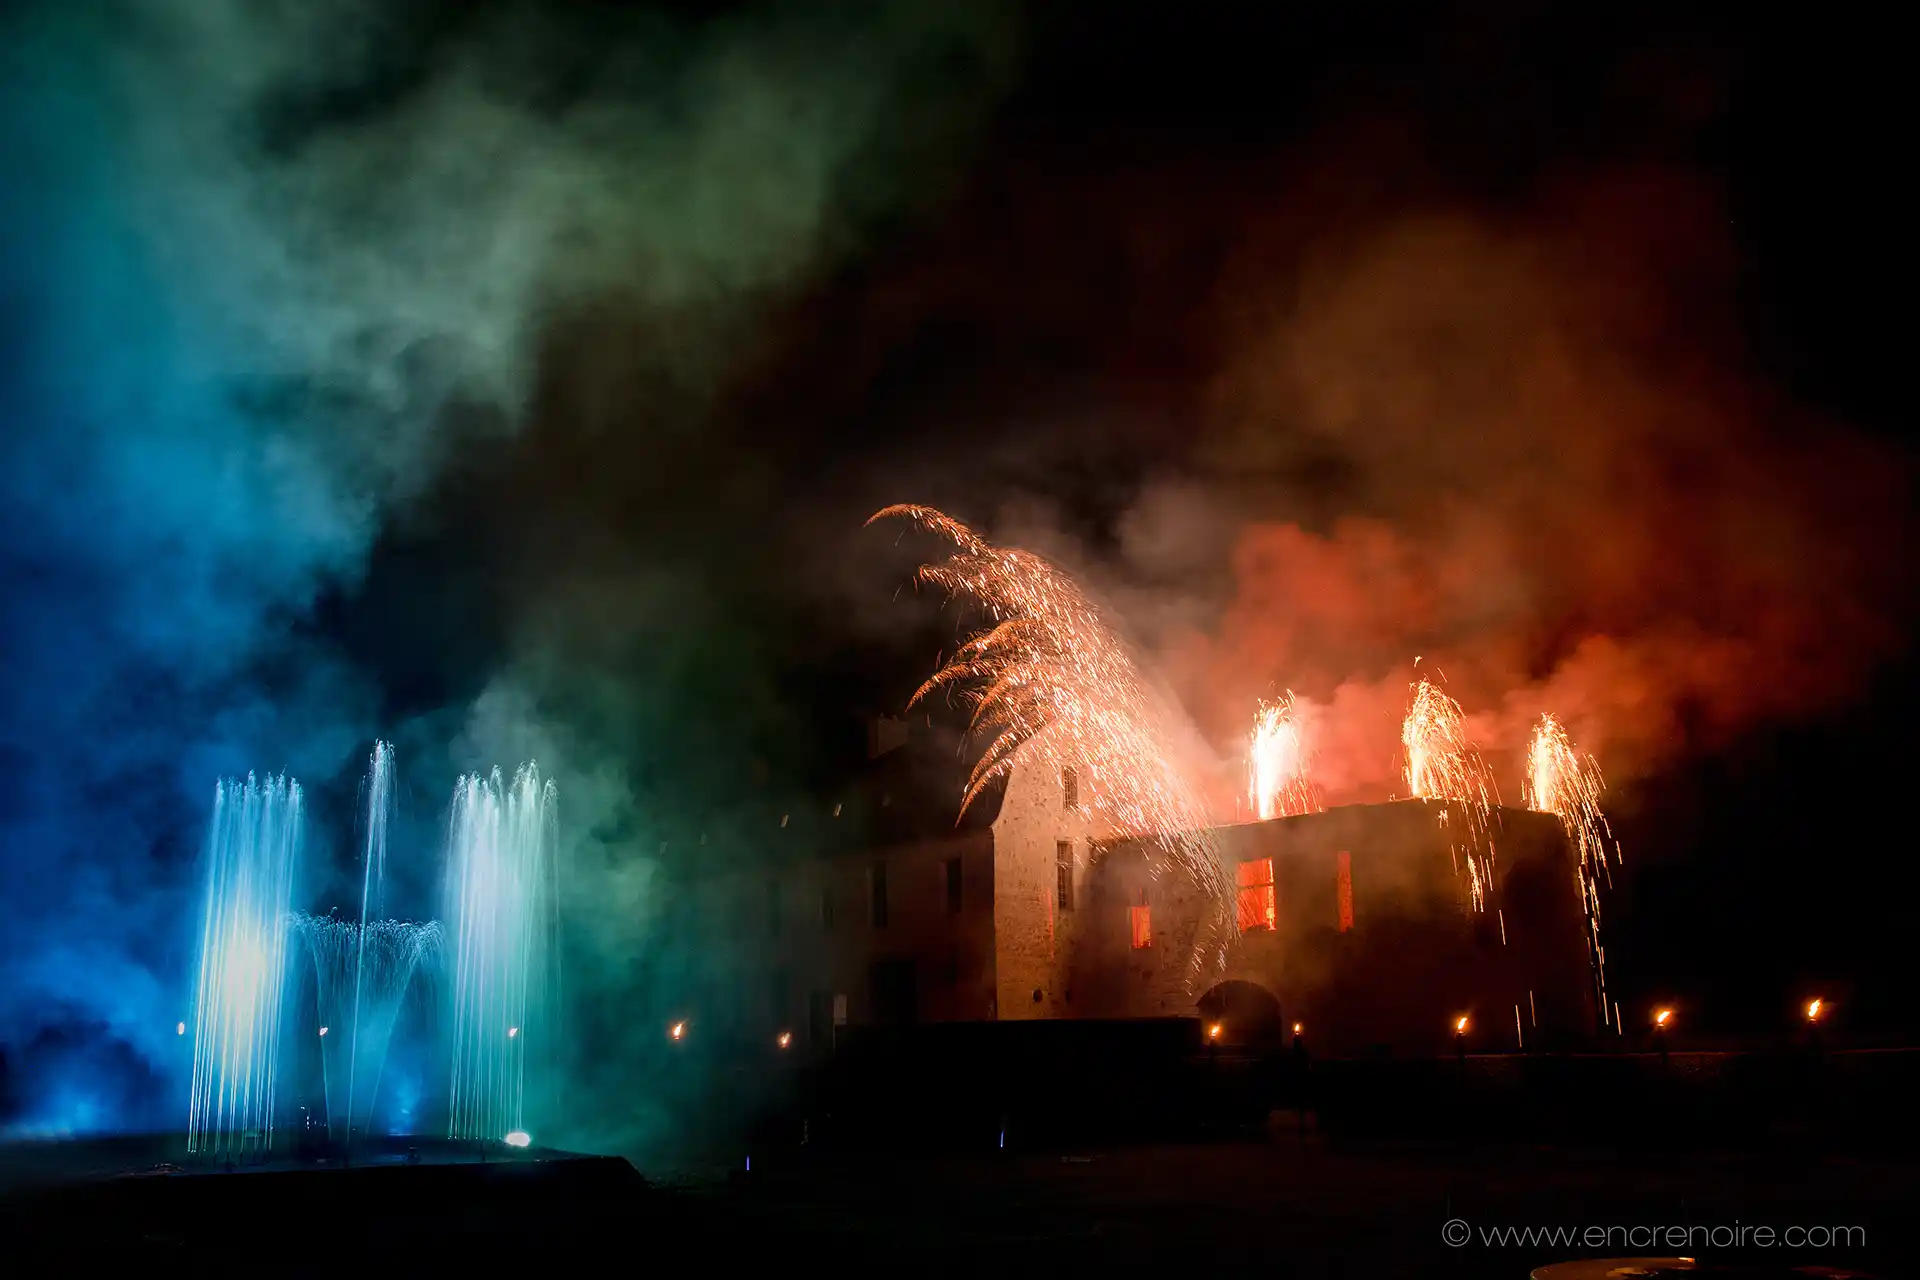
[4,1126,1913,1276]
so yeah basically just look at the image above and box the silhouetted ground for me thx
[7,1125,1914,1275]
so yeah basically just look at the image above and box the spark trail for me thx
[1402,672,1499,910]
[870,505,1231,978]
[1249,694,1321,820]
[1524,713,1618,1022]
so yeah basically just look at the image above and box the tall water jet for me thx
[346,742,394,1143]
[446,765,558,1143]
[188,774,303,1156]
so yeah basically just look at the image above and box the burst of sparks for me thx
[870,504,1231,978]
[1523,713,1619,1028]
[1249,695,1321,821]
[1401,673,1499,910]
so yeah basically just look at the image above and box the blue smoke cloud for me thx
[0,0,1011,1135]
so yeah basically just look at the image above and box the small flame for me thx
[1292,1022,1302,1036]
[670,1021,686,1041]
[1454,1015,1469,1034]
[1207,1023,1223,1040]
[1654,1008,1673,1028]
[1806,998,1824,1022]
[776,1031,792,1049]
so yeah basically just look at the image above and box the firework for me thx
[1524,712,1618,1026]
[870,504,1231,976]
[1249,694,1321,820]
[1401,672,1499,909]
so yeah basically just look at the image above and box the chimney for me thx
[867,716,910,760]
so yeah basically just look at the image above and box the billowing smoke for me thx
[0,0,1013,1141]
[1148,171,1913,805]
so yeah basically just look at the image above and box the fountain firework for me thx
[1401,671,1499,910]
[347,741,392,1141]
[870,505,1231,978]
[1524,713,1618,1020]
[1249,694,1321,820]
[446,765,559,1142]
[188,773,303,1156]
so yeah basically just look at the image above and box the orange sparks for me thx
[1525,713,1619,1029]
[871,505,1232,979]
[1402,673,1498,909]
[1249,695,1321,821]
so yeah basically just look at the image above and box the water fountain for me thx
[186,747,558,1154]
[293,914,442,1141]
[446,764,559,1143]
[187,773,303,1157]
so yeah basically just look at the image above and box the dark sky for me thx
[1,0,1913,1136]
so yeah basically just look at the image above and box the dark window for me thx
[819,886,834,928]
[945,856,963,914]
[768,879,782,936]
[1062,767,1078,809]
[1056,840,1074,912]
[769,968,789,1028]
[871,959,917,1025]
[808,990,830,1045]
[871,862,888,928]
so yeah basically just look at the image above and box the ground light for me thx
[319,1026,329,1037]
[503,1131,531,1148]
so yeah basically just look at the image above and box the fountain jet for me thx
[446,764,558,1142]
[187,773,302,1156]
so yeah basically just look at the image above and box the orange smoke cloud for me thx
[1166,171,1910,800]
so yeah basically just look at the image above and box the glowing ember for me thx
[1401,672,1498,909]
[1524,713,1619,1036]
[1249,694,1320,820]
[870,505,1230,979]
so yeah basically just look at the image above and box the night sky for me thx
[1,1,1913,1142]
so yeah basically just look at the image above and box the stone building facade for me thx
[686,721,1598,1058]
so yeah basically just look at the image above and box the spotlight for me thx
[776,1031,792,1049]
[176,1022,186,1036]
[508,1026,519,1039]
[503,1131,531,1148]
[319,1026,329,1037]
[670,1021,686,1041]
[1806,998,1825,1023]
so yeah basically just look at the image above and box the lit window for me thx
[1056,841,1074,911]
[1062,767,1078,810]
[1336,850,1354,933]
[1129,887,1152,949]
[1237,858,1276,931]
